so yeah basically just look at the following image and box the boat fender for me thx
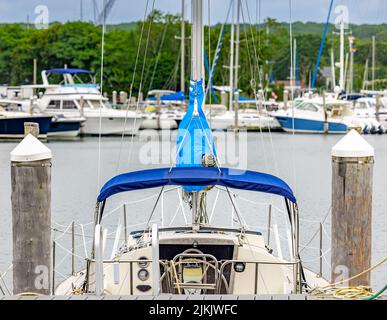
[265,245,273,254]
[370,126,378,135]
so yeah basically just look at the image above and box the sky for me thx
[0,0,386,25]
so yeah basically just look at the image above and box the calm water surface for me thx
[0,132,385,291]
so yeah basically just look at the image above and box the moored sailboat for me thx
[55,0,328,296]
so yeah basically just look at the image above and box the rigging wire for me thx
[240,4,292,252]
[115,0,151,173]
[240,1,269,174]
[207,0,212,127]
[126,0,156,165]
[289,0,298,195]
[242,0,283,179]
[97,0,107,192]
[256,0,261,74]
[299,206,331,253]
[147,21,170,91]
[163,51,181,90]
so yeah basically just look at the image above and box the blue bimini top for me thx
[46,68,95,75]
[148,91,185,101]
[97,166,296,203]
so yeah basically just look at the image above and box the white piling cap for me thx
[332,129,374,158]
[10,134,52,162]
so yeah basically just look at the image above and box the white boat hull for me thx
[140,118,178,130]
[82,115,144,135]
[48,129,80,138]
[210,114,280,131]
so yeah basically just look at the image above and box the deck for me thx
[2,294,385,300]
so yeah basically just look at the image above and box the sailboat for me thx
[56,0,328,296]
[141,90,185,130]
[204,0,279,132]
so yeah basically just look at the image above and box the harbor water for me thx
[0,132,385,292]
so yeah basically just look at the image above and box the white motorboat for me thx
[376,95,387,127]
[360,90,387,128]
[141,106,185,130]
[0,91,84,138]
[352,97,385,134]
[273,97,364,134]
[209,109,280,131]
[0,107,52,139]
[141,90,185,130]
[56,0,328,297]
[11,69,145,136]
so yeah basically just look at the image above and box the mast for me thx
[228,0,235,111]
[343,52,349,92]
[191,0,203,82]
[362,59,369,91]
[293,38,297,87]
[339,19,345,91]
[331,47,336,90]
[289,0,294,99]
[372,35,376,91]
[180,0,186,93]
[190,0,204,223]
[348,36,354,94]
[234,0,241,129]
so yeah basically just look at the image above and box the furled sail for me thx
[175,79,217,191]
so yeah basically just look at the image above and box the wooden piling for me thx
[112,91,117,105]
[138,92,143,104]
[331,130,374,286]
[220,91,227,107]
[11,134,52,295]
[258,90,264,113]
[130,96,137,107]
[120,91,128,104]
[24,122,39,138]
[33,59,37,85]
[80,96,85,118]
[375,93,381,122]
[283,90,288,110]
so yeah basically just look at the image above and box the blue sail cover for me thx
[148,91,185,101]
[97,167,296,203]
[176,79,217,192]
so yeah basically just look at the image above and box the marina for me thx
[0,133,386,299]
[0,0,386,306]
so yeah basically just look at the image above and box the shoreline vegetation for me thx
[0,10,386,98]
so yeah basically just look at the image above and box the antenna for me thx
[80,0,84,21]
[181,0,186,93]
[228,0,235,111]
[372,36,376,91]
